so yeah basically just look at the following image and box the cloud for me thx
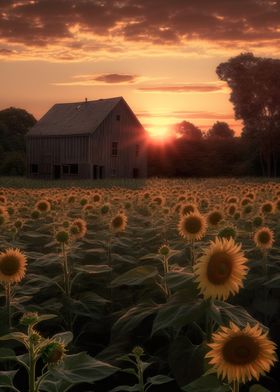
[0,0,280,60]
[92,73,138,83]
[137,110,234,119]
[137,82,228,93]
[53,73,140,86]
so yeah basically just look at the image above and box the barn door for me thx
[99,166,104,179]
[93,165,98,179]
[53,165,61,179]
[133,168,139,178]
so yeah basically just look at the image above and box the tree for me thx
[207,121,234,139]
[0,107,36,175]
[216,52,280,177]
[171,121,203,141]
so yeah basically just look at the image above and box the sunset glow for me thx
[1,0,279,138]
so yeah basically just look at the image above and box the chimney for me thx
[85,97,88,103]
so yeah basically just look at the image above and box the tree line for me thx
[1,52,280,177]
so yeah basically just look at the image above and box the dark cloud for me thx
[0,0,279,48]
[93,73,138,83]
[137,83,226,93]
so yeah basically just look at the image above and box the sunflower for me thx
[0,248,27,284]
[206,322,277,384]
[253,227,274,250]
[193,237,248,300]
[35,199,51,213]
[110,212,128,232]
[70,218,87,239]
[207,210,223,226]
[178,212,207,241]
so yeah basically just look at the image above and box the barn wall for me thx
[26,135,90,179]
[90,100,147,178]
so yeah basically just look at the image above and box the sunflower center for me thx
[258,231,270,244]
[222,335,259,365]
[0,255,20,276]
[207,251,232,284]
[113,216,123,228]
[184,216,202,234]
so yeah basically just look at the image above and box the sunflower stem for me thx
[262,250,268,275]
[61,242,70,298]
[190,240,195,266]
[5,283,11,329]
[162,255,170,298]
[232,380,239,392]
[28,326,36,392]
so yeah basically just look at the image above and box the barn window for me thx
[70,164,78,174]
[135,144,140,157]
[31,164,38,173]
[116,115,120,121]
[112,142,118,156]
[62,165,69,174]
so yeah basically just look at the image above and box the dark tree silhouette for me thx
[171,121,203,141]
[207,121,234,139]
[0,107,36,175]
[217,52,280,177]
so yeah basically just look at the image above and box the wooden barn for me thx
[26,97,147,179]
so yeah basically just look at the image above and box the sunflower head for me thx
[93,193,101,203]
[178,212,207,241]
[70,218,87,239]
[159,244,170,256]
[253,216,263,227]
[56,230,69,244]
[207,210,223,226]
[35,200,51,213]
[20,312,39,327]
[193,237,248,300]
[206,322,277,384]
[180,203,196,216]
[110,213,128,233]
[0,248,27,284]
[41,341,66,365]
[218,226,237,240]
[31,210,40,219]
[253,227,274,250]
[100,203,110,215]
[261,201,274,215]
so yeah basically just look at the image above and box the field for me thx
[0,178,279,392]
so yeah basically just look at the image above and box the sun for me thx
[148,125,171,140]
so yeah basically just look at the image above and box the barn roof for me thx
[27,96,124,136]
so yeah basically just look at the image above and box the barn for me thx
[26,97,147,179]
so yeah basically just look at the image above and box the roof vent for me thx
[85,97,88,103]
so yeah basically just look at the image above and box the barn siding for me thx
[26,98,147,179]
[26,135,90,179]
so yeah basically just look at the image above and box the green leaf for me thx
[110,385,140,392]
[152,299,206,335]
[0,370,18,388]
[147,374,173,385]
[0,332,27,345]
[40,352,119,392]
[0,348,17,361]
[111,265,158,287]
[181,375,231,392]
[75,264,112,274]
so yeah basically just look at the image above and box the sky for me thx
[1,0,280,139]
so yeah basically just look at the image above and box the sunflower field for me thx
[0,178,279,392]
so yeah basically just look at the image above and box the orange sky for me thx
[1,0,280,139]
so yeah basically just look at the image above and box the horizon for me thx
[1,0,279,138]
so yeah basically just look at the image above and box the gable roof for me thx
[27,96,123,136]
